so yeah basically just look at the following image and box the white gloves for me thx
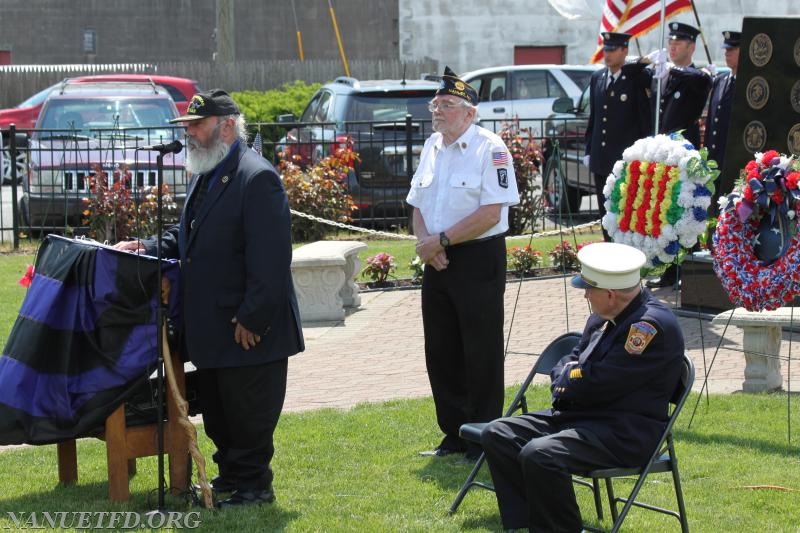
[646,48,671,80]
[645,48,667,65]
[702,64,717,77]
[582,155,590,168]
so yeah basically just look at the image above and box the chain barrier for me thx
[290,209,601,241]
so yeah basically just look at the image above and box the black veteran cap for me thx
[602,32,631,50]
[435,66,479,106]
[668,22,700,42]
[722,30,741,49]
[170,89,241,123]
[570,242,646,290]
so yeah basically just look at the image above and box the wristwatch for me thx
[439,231,451,248]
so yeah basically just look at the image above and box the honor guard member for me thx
[656,22,712,148]
[481,242,684,532]
[584,32,653,240]
[704,30,741,196]
[408,66,520,460]
[648,21,712,288]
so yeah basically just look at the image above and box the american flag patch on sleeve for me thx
[492,151,509,166]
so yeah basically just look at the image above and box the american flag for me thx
[492,151,510,166]
[252,131,263,156]
[590,0,692,63]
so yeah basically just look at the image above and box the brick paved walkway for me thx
[284,276,800,413]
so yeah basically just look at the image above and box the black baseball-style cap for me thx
[668,22,700,42]
[602,32,631,50]
[435,66,479,106]
[722,30,742,49]
[170,89,241,123]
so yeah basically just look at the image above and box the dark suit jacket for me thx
[656,64,712,148]
[146,141,304,369]
[585,62,653,177]
[704,72,735,168]
[546,290,683,464]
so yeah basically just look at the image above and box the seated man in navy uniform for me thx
[481,242,684,532]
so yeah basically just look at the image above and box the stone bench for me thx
[291,240,367,322]
[711,307,800,392]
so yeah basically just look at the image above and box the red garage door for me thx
[514,46,565,65]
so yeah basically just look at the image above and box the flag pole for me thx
[654,0,667,135]
[689,0,713,65]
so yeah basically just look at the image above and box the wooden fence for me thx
[0,59,439,108]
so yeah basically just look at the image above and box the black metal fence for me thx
[0,116,592,250]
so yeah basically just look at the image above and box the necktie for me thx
[606,74,615,91]
[189,174,209,232]
[578,321,610,363]
[725,75,735,94]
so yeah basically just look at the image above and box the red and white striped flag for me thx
[589,0,693,63]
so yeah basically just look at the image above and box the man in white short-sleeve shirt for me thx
[408,66,519,460]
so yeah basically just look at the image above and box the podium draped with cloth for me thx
[0,235,191,501]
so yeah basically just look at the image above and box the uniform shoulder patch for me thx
[625,321,657,355]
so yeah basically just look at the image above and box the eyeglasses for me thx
[427,101,468,112]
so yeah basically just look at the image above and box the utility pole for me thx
[215,0,235,63]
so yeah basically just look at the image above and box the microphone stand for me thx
[142,141,181,516]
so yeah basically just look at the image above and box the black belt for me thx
[449,232,506,249]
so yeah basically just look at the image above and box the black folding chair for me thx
[579,353,694,533]
[448,331,596,515]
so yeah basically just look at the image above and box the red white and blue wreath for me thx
[713,150,800,311]
[603,133,717,271]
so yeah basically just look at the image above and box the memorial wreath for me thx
[713,150,800,311]
[602,133,717,271]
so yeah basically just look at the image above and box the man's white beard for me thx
[185,136,230,175]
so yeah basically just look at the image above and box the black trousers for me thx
[481,412,620,532]
[593,172,611,242]
[195,358,288,491]
[421,236,506,451]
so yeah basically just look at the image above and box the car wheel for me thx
[2,145,27,185]
[3,146,28,185]
[542,159,581,214]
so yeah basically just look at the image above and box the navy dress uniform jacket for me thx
[585,62,653,178]
[546,290,683,464]
[146,142,304,369]
[656,64,712,148]
[704,72,735,168]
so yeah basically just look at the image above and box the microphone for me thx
[136,140,183,154]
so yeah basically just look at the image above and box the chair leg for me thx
[591,477,603,520]
[671,462,690,533]
[449,453,489,515]
[604,478,618,523]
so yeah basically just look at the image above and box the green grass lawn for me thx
[0,389,798,532]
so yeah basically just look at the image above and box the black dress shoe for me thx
[418,446,464,457]
[194,475,236,495]
[645,276,678,289]
[216,487,275,509]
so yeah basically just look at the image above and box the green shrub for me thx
[232,80,321,124]
[280,145,357,242]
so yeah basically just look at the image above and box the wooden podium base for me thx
[56,356,189,502]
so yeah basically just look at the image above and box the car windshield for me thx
[345,91,434,123]
[35,97,178,142]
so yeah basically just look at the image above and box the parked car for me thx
[1,74,199,184]
[278,76,439,225]
[21,81,186,230]
[460,64,599,131]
